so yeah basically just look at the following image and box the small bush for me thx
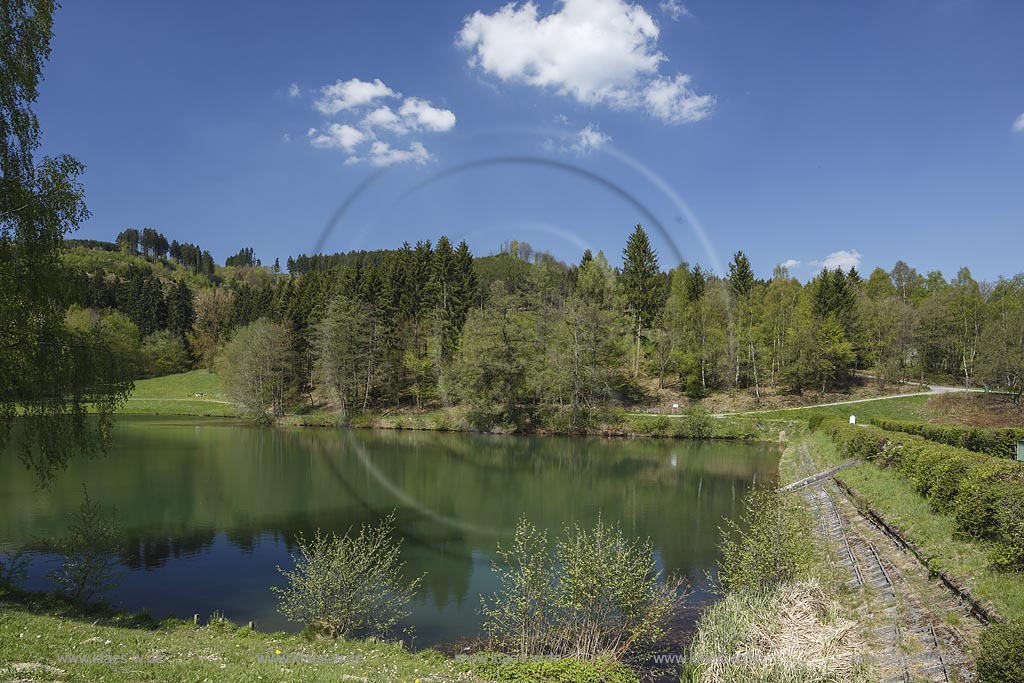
[273,513,422,638]
[482,517,683,662]
[478,656,639,683]
[47,485,122,603]
[718,488,819,593]
[977,620,1024,683]
[682,406,714,439]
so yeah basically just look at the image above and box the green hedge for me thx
[870,418,1024,459]
[817,419,1024,571]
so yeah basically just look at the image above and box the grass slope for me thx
[751,394,933,423]
[119,371,238,417]
[0,589,483,683]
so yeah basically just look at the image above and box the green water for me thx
[0,416,779,644]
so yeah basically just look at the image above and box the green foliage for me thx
[477,656,639,683]
[718,487,819,593]
[1,0,131,483]
[141,330,191,376]
[314,295,374,420]
[272,514,422,638]
[219,318,293,422]
[871,418,1024,459]
[482,517,682,662]
[817,418,1024,570]
[977,620,1024,683]
[47,486,122,603]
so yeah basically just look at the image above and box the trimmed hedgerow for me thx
[817,418,1024,571]
[977,619,1024,683]
[870,418,1024,460]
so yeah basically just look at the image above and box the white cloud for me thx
[398,98,457,132]
[349,141,432,167]
[457,0,714,123]
[570,123,611,154]
[553,113,571,125]
[780,259,800,270]
[281,132,292,143]
[307,123,367,152]
[643,73,714,123]
[361,106,409,134]
[314,78,397,115]
[1013,112,1024,133]
[306,77,455,165]
[287,83,300,98]
[659,0,690,21]
[812,249,862,271]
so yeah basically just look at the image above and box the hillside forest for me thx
[57,226,1024,429]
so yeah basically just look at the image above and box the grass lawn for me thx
[806,433,1024,621]
[0,589,484,683]
[751,394,932,423]
[118,371,238,418]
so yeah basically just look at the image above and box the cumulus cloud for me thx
[307,123,367,152]
[398,98,457,132]
[812,249,862,271]
[780,259,800,270]
[659,0,690,21]
[457,0,713,123]
[1013,112,1024,133]
[347,141,432,167]
[314,78,397,115]
[306,77,455,166]
[570,124,611,154]
[287,83,300,98]
[643,74,714,123]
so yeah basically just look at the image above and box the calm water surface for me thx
[0,417,779,645]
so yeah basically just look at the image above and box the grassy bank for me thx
[749,393,932,423]
[0,587,482,683]
[280,407,801,443]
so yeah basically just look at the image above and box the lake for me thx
[0,416,779,645]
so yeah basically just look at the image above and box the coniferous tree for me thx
[620,225,661,376]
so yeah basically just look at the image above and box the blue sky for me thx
[35,0,1024,280]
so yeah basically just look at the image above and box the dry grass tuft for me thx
[686,579,870,683]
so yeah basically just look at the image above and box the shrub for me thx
[482,517,683,662]
[977,620,1024,683]
[871,419,1024,459]
[477,656,639,683]
[273,514,422,638]
[717,488,819,593]
[682,406,714,439]
[47,485,122,603]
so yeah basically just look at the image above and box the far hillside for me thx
[60,226,1024,428]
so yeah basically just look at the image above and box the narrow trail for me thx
[794,442,981,682]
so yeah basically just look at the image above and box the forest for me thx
[59,225,1024,429]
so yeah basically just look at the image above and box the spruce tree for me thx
[620,225,661,375]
